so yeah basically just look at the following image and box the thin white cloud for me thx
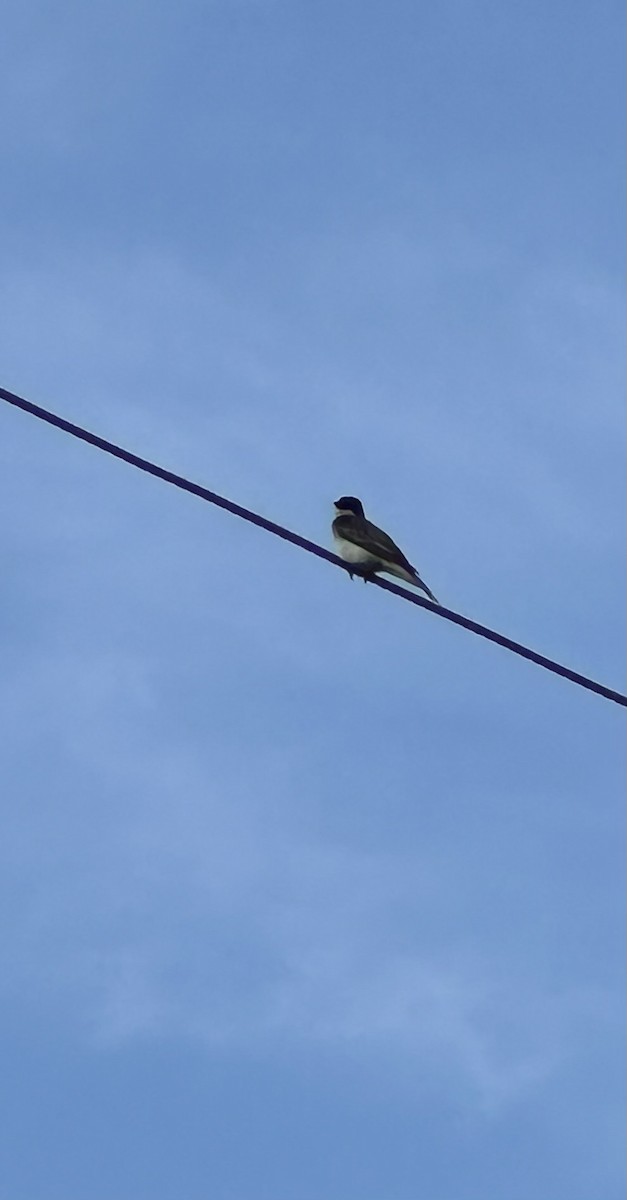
[0,654,616,1112]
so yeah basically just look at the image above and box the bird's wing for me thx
[342,516,415,572]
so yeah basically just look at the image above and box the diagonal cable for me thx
[2,384,625,708]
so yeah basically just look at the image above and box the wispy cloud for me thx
[1,650,616,1113]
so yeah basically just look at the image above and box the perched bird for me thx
[332,496,439,603]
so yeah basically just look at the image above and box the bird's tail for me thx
[410,570,439,605]
[390,561,439,603]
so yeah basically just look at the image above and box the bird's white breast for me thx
[333,536,380,566]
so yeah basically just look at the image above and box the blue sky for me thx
[1,1,625,1197]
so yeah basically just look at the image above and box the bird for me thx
[332,496,439,603]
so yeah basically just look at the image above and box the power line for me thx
[2,383,625,709]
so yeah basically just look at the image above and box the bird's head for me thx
[334,496,365,517]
